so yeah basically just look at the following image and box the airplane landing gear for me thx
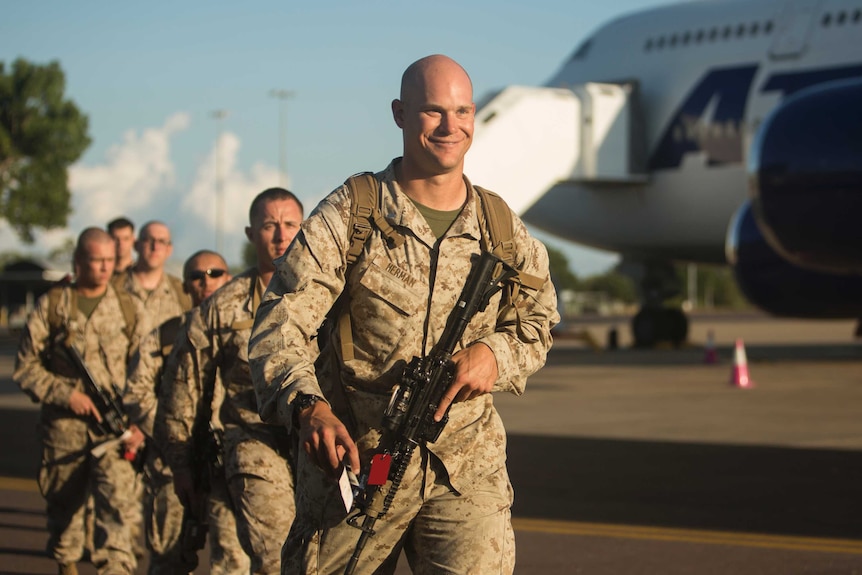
[622,259,689,348]
[632,306,688,348]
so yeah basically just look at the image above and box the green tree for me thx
[0,58,91,242]
[581,272,637,304]
[545,243,579,291]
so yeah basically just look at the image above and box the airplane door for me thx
[770,0,820,59]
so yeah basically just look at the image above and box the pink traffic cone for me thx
[730,339,754,388]
[703,329,718,364]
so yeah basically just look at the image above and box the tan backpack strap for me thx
[344,173,404,265]
[46,285,69,336]
[338,173,406,361]
[115,288,138,342]
[475,186,544,293]
[230,270,261,331]
[168,274,193,312]
[475,186,516,267]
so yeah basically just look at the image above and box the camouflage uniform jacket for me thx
[250,159,559,492]
[114,269,191,337]
[124,314,187,438]
[14,283,141,431]
[160,270,275,477]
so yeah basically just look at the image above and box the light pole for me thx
[269,89,295,187]
[211,109,228,254]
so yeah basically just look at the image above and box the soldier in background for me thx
[14,228,144,575]
[114,220,192,559]
[126,250,248,574]
[161,188,303,574]
[107,217,136,275]
[114,220,192,336]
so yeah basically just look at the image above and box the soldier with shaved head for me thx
[14,227,145,575]
[250,55,558,574]
[113,220,193,561]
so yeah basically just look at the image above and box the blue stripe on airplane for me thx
[649,64,862,171]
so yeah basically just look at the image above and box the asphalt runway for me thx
[1,314,861,574]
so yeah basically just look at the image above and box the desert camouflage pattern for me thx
[124,316,189,574]
[113,270,191,337]
[14,284,143,574]
[140,310,251,575]
[160,272,295,575]
[113,269,192,555]
[249,160,558,574]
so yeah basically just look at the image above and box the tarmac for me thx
[1,312,861,574]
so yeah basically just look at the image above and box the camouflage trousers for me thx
[38,418,138,575]
[224,429,296,575]
[142,449,189,575]
[282,447,515,575]
[144,448,250,575]
[208,471,253,575]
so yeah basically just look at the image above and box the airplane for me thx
[464,0,862,347]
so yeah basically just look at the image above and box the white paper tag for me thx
[338,466,356,513]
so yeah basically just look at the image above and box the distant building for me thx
[0,259,68,328]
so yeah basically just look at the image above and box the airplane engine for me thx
[749,77,862,274]
[726,201,862,318]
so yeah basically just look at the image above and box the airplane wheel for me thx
[632,307,688,347]
[665,307,689,347]
[632,308,663,347]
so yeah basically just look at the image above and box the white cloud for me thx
[1,112,285,269]
[181,132,285,263]
[69,112,190,226]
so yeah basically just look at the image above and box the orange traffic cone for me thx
[703,329,717,364]
[730,339,754,388]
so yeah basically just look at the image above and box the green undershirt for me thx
[410,198,463,240]
[77,293,105,319]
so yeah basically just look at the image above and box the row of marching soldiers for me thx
[13,187,304,575]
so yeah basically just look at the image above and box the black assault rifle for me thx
[179,368,225,569]
[344,251,516,575]
[53,333,137,461]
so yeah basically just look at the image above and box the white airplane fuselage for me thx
[466,0,862,265]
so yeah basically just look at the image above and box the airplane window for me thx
[822,13,832,26]
[695,29,705,42]
[645,38,653,51]
[736,23,745,37]
[670,34,678,47]
[722,25,732,39]
[682,31,691,44]
[709,28,718,41]
[853,9,861,23]
[836,11,846,24]
[656,36,666,49]
[750,22,760,35]
[764,21,774,34]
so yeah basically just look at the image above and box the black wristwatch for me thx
[292,392,323,414]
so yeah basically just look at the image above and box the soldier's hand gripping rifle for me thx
[53,333,138,462]
[344,251,516,575]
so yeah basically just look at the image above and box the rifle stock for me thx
[344,251,515,574]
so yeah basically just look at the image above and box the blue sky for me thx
[1,0,672,274]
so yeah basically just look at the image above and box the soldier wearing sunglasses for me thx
[124,250,251,574]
